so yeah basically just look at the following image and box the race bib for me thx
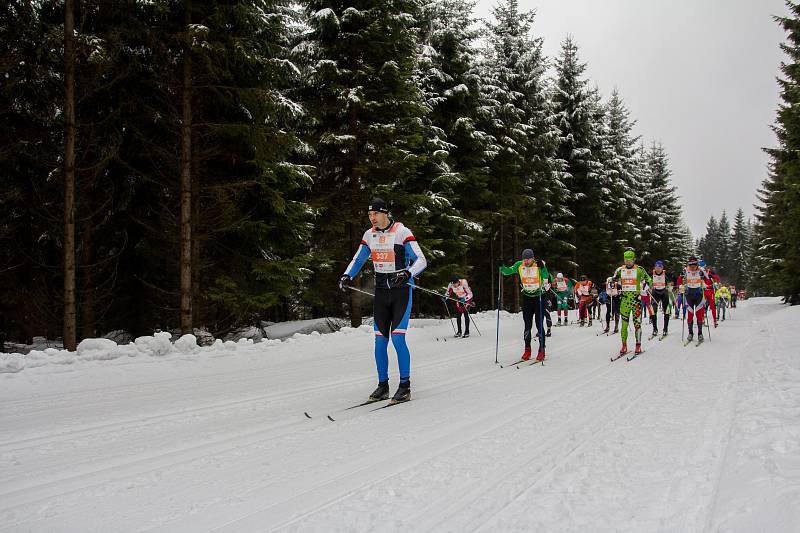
[556,280,567,292]
[685,270,702,289]
[653,273,666,290]
[369,227,398,273]
[620,267,638,292]
[520,265,540,291]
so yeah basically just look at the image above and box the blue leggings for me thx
[373,287,413,383]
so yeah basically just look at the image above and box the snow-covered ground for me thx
[1,298,798,532]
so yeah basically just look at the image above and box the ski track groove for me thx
[0,330,505,452]
[0,324,595,519]
[206,340,639,531]
[4,307,759,533]
[275,331,674,533]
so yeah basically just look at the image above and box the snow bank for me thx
[0,311,489,375]
[0,316,375,374]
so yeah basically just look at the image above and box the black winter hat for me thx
[368,198,389,213]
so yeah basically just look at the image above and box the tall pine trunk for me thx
[180,0,193,334]
[513,220,519,313]
[63,0,77,351]
[347,91,361,328]
[80,214,94,339]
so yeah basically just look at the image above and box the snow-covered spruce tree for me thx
[602,89,640,267]
[697,215,719,267]
[413,0,487,295]
[552,36,605,279]
[759,1,800,303]
[730,207,751,289]
[300,2,428,325]
[715,210,732,278]
[627,142,654,264]
[643,142,689,272]
[476,0,564,309]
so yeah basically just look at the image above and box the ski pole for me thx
[407,282,463,304]
[681,300,686,343]
[464,304,483,337]
[495,268,501,364]
[442,299,458,335]
[344,285,375,298]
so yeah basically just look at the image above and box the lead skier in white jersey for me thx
[339,198,427,404]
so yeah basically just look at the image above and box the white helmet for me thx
[557,272,564,279]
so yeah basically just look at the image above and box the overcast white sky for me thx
[475,0,787,237]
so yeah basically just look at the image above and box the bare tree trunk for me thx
[63,0,77,351]
[80,214,94,340]
[513,220,519,313]
[490,233,494,311]
[347,91,361,328]
[180,0,193,334]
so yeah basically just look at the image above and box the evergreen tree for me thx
[716,210,732,278]
[603,89,640,264]
[759,1,800,303]
[641,142,688,272]
[698,215,719,267]
[730,207,751,289]
[552,36,605,279]
[413,0,487,293]
[300,1,428,325]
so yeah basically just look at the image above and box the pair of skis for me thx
[499,357,545,369]
[610,348,645,362]
[304,397,407,422]
[683,337,705,348]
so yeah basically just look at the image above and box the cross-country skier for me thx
[499,249,553,362]
[675,283,686,320]
[677,256,708,343]
[715,284,731,322]
[340,198,427,404]
[700,261,721,328]
[604,276,622,334]
[649,260,673,338]
[445,276,474,337]
[611,249,652,356]
[574,276,594,327]
[553,273,575,325]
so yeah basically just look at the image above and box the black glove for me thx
[392,270,411,285]
[339,275,351,292]
[536,258,544,268]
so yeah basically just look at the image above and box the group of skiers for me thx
[339,198,741,405]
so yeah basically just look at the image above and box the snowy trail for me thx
[1,299,798,532]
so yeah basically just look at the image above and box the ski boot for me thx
[652,328,658,338]
[603,326,609,334]
[522,346,532,361]
[687,331,694,342]
[390,381,411,404]
[462,332,470,338]
[546,328,552,337]
[619,342,628,355]
[536,347,546,362]
[369,381,390,402]
[588,319,593,327]
[635,343,642,355]
[557,317,562,326]
[698,331,704,343]
[579,320,585,327]
[454,331,462,338]
[714,321,718,328]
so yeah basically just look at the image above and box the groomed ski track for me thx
[1,298,798,532]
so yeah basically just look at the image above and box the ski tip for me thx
[327,415,335,421]
[304,412,312,419]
